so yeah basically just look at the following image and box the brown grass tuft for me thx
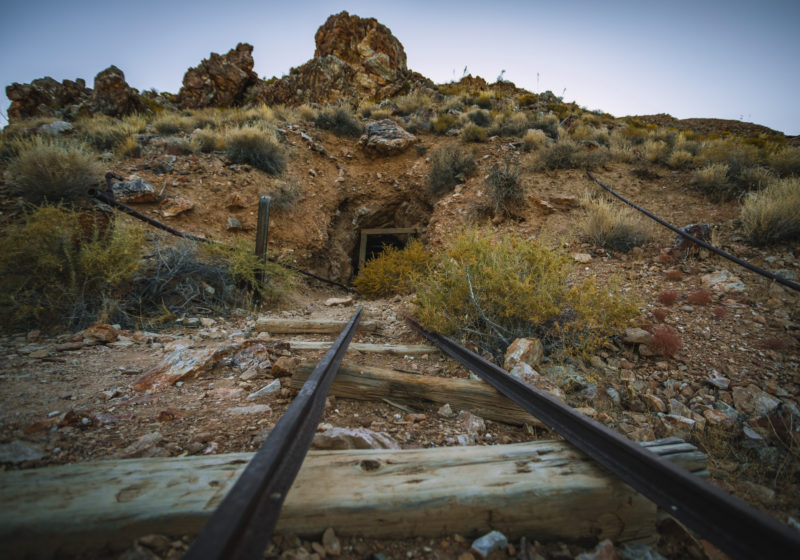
[650,326,681,357]
[657,290,678,306]
[664,269,683,281]
[687,289,712,305]
[653,308,668,323]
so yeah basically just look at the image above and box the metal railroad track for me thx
[407,318,800,560]
[183,307,362,560]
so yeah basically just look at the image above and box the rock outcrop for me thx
[91,66,146,117]
[248,11,434,106]
[178,43,258,109]
[6,77,91,121]
[359,119,416,155]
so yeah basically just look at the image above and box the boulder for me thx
[6,77,91,121]
[91,65,145,117]
[311,427,399,450]
[178,43,258,109]
[359,119,416,155]
[503,337,543,370]
[111,178,157,204]
[732,384,781,417]
[160,196,194,217]
[248,12,434,106]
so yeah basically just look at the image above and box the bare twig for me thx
[465,268,511,345]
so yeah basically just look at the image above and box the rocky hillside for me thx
[1,9,800,560]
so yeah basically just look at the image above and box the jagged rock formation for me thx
[6,77,91,121]
[6,66,144,122]
[92,66,146,117]
[247,11,434,106]
[178,43,258,109]
[359,119,417,155]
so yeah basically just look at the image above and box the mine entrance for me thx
[357,228,417,273]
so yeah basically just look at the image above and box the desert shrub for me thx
[314,105,363,137]
[475,92,494,109]
[152,112,194,135]
[432,113,457,135]
[650,326,681,357]
[266,180,301,211]
[737,166,774,190]
[523,129,548,152]
[489,111,529,137]
[619,123,652,145]
[664,269,683,281]
[767,147,800,177]
[740,177,800,245]
[696,138,759,180]
[687,289,712,305]
[531,139,610,170]
[0,205,144,331]
[643,139,670,164]
[427,145,476,194]
[692,163,733,199]
[518,93,537,106]
[77,116,135,151]
[570,123,609,146]
[122,113,149,133]
[116,135,141,158]
[582,198,650,252]
[296,104,319,122]
[353,239,431,298]
[226,127,286,174]
[462,124,488,142]
[395,90,433,115]
[188,108,223,130]
[657,290,678,306]
[667,149,694,169]
[200,241,292,305]
[529,113,560,138]
[223,105,276,128]
[7,137,101,204]
[413,231,637,360]
[485,160,524,216]
[466,109,491,127]
[192,128,225,153]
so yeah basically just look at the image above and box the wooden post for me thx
[254,196,271,302]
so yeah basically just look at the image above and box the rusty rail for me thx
[407,318,800,560]
[183,307,362,560]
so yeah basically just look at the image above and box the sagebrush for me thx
[353,239,431,298]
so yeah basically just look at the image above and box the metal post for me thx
[254,196,271,300]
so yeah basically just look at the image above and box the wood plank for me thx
[293,361,544,427]
[288,341,437,355]
[254,318,379,334]
[0,440,706,559]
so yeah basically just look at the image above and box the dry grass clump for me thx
[121,113,148,133]
[767,146,800,177]
[226,127,286,174]
[353,239,431,298]
[740,177,800,245]
[692,163,733,199]
[485,160,524,216]
[652,308,668,323]
[650,326,681,357]
[522,129,548,152]
[462,124,488,142]
[489,111,529,137]
[296,104,319,122]
[687,289,712,305]
[474,91,494,109]
[427,145,476,194]
[188,108,224,130]
[191,128,225,153]
[531,139,610,170]
[528,112,560,138]
[394,90,433,115]
[152,112,195,135]
[666,149,694,169]
[116,135,141,158]
[222,105,276,128]
[314,105,363,137]
[582,197,650,252]
[657,290,679,306]
[465,109,491,127]
[432,113,457,135]
[76,116,136,151]
[7,137,101,204]
[0,205,144,331]
[737,166,774,190]
[413,231,638,360]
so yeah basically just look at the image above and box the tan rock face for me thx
[92,65,145,117]
[178,43,258,109]
[314,11,407,79]
[250,11,433,106]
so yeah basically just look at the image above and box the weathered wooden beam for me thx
[0,439,707,559]
[293,361,543,427]
[254,318,379,334]
[289,341,436,355]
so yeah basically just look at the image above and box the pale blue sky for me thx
[2,1,798,134]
